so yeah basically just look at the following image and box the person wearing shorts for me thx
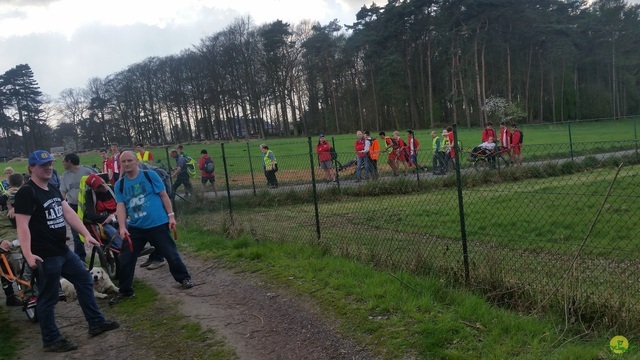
[316,135,335,182]
[198,149,218,196]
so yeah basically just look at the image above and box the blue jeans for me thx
[102,224,122,250]
[38,249,106,346]
[356,157,367,180]
[118,224,190,296]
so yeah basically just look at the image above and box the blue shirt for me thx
[114,170,168,229]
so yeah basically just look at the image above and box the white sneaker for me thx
[146,260,166,270]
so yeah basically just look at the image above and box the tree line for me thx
[1,0,639,155]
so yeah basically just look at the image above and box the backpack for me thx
[183,156,197,177]
[203,157,215,174]
[118,168,172,197]
[329,147,338,161]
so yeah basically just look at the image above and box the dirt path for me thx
[8,251,373,359]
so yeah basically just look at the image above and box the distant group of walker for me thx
[310,122,524,182]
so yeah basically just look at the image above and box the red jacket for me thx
[316,141,332,162]
[198,155,215,178]
[482,128,496,142]
[355,138,366,158]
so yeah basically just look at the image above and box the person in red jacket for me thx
[316,135,335,182]
[99,149,114,183]
[446,126,456,165]
[393,131,409,176]
[499,121,512,163]
[354,131,371,181]
[198,149,218,196]
[380,132,398,176]
[481,122,497,143]
[510,123,523,166]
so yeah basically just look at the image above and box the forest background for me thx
[0,0,639,158]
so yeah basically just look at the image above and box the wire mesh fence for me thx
[176,128,640,332]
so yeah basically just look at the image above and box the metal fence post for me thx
[247,143,256,196]
[332,137,340,189]
[568,122,575,162]
[308,137,321,241]
[452,124,470,285]
[220,143,234,225]
[164,146,175,213]
[634,118,638,155]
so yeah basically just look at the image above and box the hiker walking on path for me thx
[15,150,119,352]
[198,149,218,195]
[316,135,336,182]
[110,151,194,306]
[260,144,278,188]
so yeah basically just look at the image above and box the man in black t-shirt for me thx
[14,150,119,353]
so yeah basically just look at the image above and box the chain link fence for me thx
[177,126,640,333]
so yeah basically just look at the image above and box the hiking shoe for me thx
[139,257,154,268]
[44,338,78,352]
[108,293,134,306]
[181,279,194,289]
[146,260,166,270]
[89,320,120,337]
[139,246,155,257]
[6,294,22,307]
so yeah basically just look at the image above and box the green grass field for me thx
[1,118,638,178]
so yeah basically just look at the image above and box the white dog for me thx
[90,267,119,299]
[59,267,119,301]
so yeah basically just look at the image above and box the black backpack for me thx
[119,168,172,197]
[203,157,215,174]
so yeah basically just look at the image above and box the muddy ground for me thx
[7,251,374,359]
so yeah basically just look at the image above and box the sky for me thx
[0,0,366,98]
[2,0,640,100]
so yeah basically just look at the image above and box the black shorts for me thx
[201,176,215,184]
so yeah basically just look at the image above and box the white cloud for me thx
[0,0,361,97]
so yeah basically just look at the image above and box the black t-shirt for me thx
[14,180,68,257]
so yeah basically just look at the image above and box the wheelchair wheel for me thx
[474,158,490,171]
[25,282,38,323]
[25,261,43,323]
[102,248,119,280]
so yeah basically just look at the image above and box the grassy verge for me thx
[180,157,640,336]
[103,280,236,360]
[177,227,619,359]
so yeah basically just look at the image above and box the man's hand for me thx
[84,234,100,247]
[168,217,177,232]
[0,240,12,251]
[119,227,130,241]
[24,252,43,269]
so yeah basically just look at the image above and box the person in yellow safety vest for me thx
[260,144,278,188]
[135,144,154,164]
[431,131,446,175]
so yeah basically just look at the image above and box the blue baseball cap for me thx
[28,150,55,165]
[319,134,325,138]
